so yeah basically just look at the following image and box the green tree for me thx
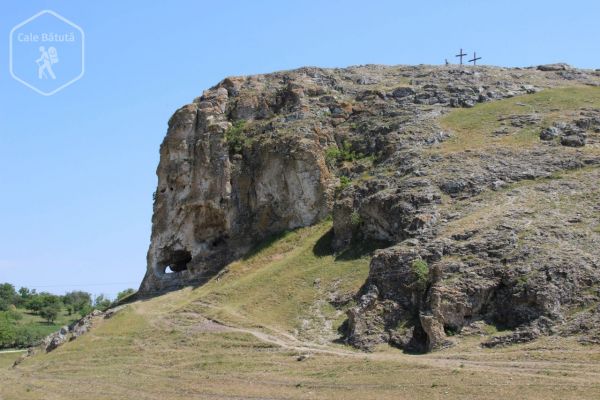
[27,293,63,317]
[116,288,136,302]
[25,294,45,314]
[0,283,17,311]
[15,287,35,307]
[93,294,112,311]
[39,303,61,324]
[0,312,17,348]
[78,303,93,318]
[16,287,35,307]
[62,291,92,315]
[18,287,32,299]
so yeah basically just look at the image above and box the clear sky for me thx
[0,0,599,299]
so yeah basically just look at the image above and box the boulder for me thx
[540,126,560,141]
[561,134,586,147]
[537,63,571,71]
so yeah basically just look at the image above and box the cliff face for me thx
[139,76,335,293]
[141,64,600,351]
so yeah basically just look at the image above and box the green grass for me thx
[189,220,371,337]
[16,308,75,327]
[438,86,600,152]
[0,351,25,368]
[2,221,600,399]
[1,308,79,349]
[337,175,352,191]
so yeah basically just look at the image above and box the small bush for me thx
[325,141,364,167]
[338,176,352,191]
[325,146,342,167]
[225,120,248,154]
[6,305,22,320]
[340,142,360,161]
[411,259,429,286]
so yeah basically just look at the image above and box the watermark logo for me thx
[9,10,84,96]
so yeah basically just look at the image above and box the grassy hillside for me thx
[438,86,600,152]
[186,221,371,342]
[2,220,600,399]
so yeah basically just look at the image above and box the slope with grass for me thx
[185,221,375,343]
[438,85,600,152]
[2,222,600,399]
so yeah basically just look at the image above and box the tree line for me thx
[0,282,135,349]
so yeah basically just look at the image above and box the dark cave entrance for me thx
[161,249,192,274]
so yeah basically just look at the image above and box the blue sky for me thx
[0,0,599,299]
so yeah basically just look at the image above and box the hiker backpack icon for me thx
[36,46,59,80]
[48,47,59,64]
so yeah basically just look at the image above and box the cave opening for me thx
[161,249,192,274]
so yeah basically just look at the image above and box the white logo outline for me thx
[9,10,85,96]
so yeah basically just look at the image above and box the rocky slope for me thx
[140,63,600,352]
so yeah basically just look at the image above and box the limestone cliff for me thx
[141,64,600,351]
[140,74,336,293]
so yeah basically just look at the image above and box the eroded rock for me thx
[138,64,600,352]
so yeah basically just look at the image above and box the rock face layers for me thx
[141,64,600,351]
[140,74,336,293]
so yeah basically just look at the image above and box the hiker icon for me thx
[36,46,59,80]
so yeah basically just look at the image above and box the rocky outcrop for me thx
[140,75,336,292]
[540,121,588,147]
[45,309,119,349]
[140,64,600,351]
[13,308,122,367]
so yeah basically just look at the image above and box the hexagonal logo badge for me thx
[9,10,84,96]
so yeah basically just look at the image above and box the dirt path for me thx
[133,296,600,391]
[172,301,600,385]
[189,300,361,354]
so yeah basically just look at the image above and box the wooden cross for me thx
[468,52,482,66]
[455,48,467,65]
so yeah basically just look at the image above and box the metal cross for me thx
[455,48,467,65]
[468,52,482,66]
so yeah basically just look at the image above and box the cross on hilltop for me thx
[451,49,482,66]
[455,48,467,65]
[468,51,482,66]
